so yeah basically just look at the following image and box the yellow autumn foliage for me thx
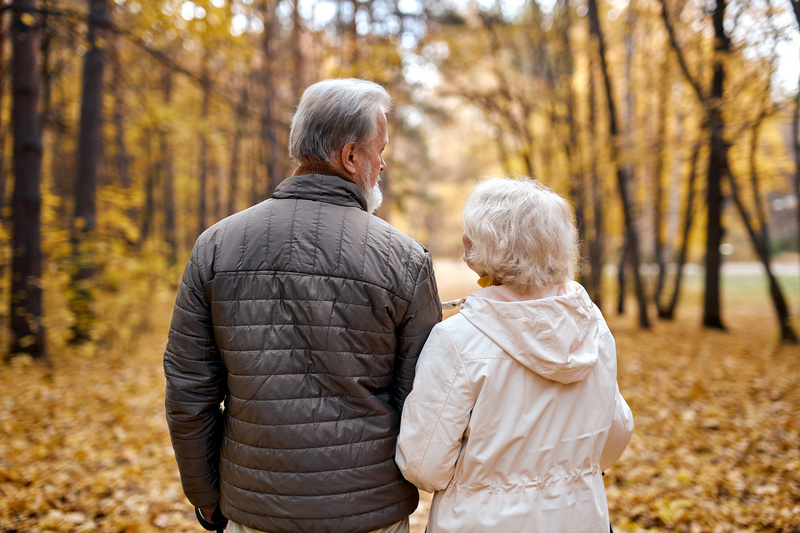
[1,261,799,532]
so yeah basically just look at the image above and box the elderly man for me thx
[164,79,442,533]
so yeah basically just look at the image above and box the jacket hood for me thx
[459,281,599,384]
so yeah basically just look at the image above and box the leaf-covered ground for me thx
[1,261,798,532]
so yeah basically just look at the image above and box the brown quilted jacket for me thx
[164,173,442,533]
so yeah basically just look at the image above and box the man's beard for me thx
[359,165,383,214]
[363,180,383,214]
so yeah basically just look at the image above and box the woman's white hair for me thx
[289,78,392,164]
[463,176,578,292]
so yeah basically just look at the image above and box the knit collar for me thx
[292,161,357,184]
[275,164,368,211]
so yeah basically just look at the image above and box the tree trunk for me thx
[197,54,210,237]
[161,64,177,263]
[227,85,247,216]
[663,0,788,335]
[108,30,136,249]
[139,150,155,248]
[8,0,46,359]
[792,1,800,279]
[291,0,304,98]
[727,164,798,343]
[617,237,627,315]
[70,0,109,344]
[588,48,603,309]
[792,0,800,280]
[653,55,670,311]
[109,32,130,190]
[38,0,52,131]
[261,0,281,197]
[214,157,224,223]
[140,131,157,247]
[38,0,63,223]
[556,0,585,286]
[724,117,797,343]
[249,73,261,207]
[349,0,359,64]
[48,82,70,220]
[701,0,728,330]
[794,77,800,271]
[750,116,769,254]
[0,8,8,215]
[588,0,650,328]
[666,86,685,280]
[623,0,639,265]
[590,163,604,309]
[703,129,725,328]
[661,141,702,319]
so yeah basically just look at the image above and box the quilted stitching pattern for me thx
[165,174,441,533]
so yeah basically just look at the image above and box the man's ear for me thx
[340,141,357,174]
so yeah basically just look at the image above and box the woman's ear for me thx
[340,141,357,174]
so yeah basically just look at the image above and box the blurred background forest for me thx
[1,0,800,531]
[1,0,799,355]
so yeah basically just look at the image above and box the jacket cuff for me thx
[195,507,228,531]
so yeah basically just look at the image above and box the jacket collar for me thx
[273,168,368,211]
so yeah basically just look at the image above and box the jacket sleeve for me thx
[595,324,634,471]
[396,325,472,493]
[392,253,442,413]
[600,383,634,471]
[163,240,227,509]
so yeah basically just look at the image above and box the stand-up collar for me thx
[274,165,367,211]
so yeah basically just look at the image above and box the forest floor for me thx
[1,259,799,532]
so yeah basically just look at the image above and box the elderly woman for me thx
[396,177,634,532]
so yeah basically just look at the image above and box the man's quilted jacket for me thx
[164,173,442,533]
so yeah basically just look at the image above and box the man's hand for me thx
[195,505,228,531]
[200,507,217,522]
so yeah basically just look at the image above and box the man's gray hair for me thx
[289,78,392,165]
[463,176,579,293]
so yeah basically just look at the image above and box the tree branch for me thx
[658,0,707,105]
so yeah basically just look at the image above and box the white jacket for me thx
[396,281,634,533]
